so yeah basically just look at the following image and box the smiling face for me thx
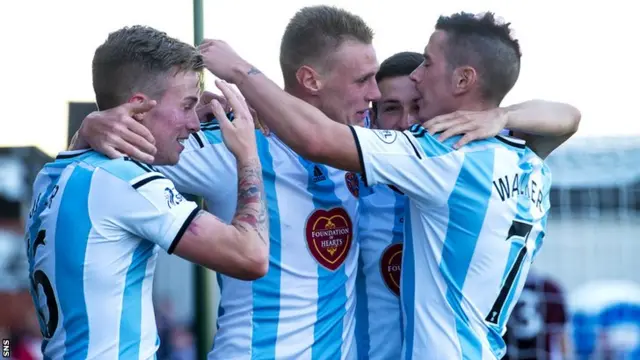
[375,75,421,131]
[317,40,381,125]
[137,70,201,165]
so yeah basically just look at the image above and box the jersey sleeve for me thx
[349,125,464,206]
[154,122,241,222]
[92,168,199,254]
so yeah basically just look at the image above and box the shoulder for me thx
[86,156,164,186]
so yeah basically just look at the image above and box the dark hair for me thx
[279,5,374,88]
[372,51,424,113]
[92,25,204,110]
[436,12,521,104]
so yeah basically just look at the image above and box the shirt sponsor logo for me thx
[380,243,403,296]
[305,207,353,271]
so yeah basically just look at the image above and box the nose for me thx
[409,67,420,83]
[366,78,381,102]
[188,111,201,133]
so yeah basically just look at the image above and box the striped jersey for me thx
[349,124,552,360]
[354,180,406,360]
[25,149,199,359]
[156,120,360,360]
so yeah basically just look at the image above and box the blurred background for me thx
[0,1,637,359]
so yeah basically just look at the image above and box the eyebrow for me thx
[357,71,377,82]
[184,96,199,104]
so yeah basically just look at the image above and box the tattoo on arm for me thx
[247,67,262,76]
[233,158,268,246]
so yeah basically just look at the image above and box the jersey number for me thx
[28,229,59,339]
[485,220,533,325]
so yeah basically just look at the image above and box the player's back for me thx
[26,149,190,359]
[400,126,552,360]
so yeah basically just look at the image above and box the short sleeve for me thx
[349,125,464,206]
[155,122,248,222]
[91,168,199,254]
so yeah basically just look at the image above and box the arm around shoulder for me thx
[505,100,581,159]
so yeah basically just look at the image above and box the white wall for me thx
[533,212,640,294]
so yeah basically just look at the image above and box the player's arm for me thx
[425,100,580,159]
[173,156,268,279]
[503,100,581,159]
[173,87,269,278]
[222,69,363,173]
[109,161,268,280]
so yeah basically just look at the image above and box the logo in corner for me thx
[312,165,327,183]
[305,208,353,271]
[380,243,403,296]
[345,172,359,198]
[164,187,185,208]
[373,129,397,144]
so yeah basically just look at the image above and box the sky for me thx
[0,0,634,157]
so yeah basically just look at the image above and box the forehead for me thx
[425,30,448,59]
[161,70,201,99]
[327,40,379,77]
[378,76,419,101]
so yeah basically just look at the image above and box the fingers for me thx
[199,91,217,105]
[209,93,231,112]
[116,141,155,163]
[423,111,460,127]
[124,100,156,115]
[101,146,125,160]
[425,117,469,135]
[454,133,478,149]
[119,128,157,161]
[210,99,232,132]
[215,80,250,120]
[437,123,474,142]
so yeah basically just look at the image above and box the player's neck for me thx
[456,98,496,113]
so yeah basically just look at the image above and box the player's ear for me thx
[128,93,151,121]
[296,65,322,95]
[451,66,477,96]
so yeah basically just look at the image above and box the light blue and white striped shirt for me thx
[350,124,552,359]
[158,121,361,359]
[26,150,198,359]
[355,180,406,360]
